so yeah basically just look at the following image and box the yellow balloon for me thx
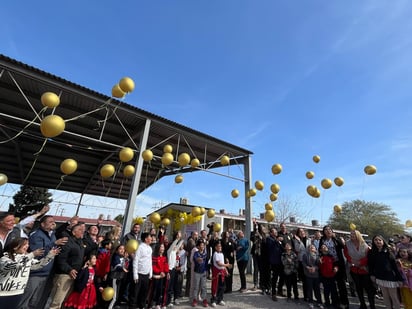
[313,155,320,163]
[313,188,321,198]
[150,212,161,224]
[364,165,377,175]
[191,158,200,168]
[161,153,174,166]
[213,223,221,232]
[41,92,60,108]
[102,287,115,301]
[125,239,138,254]
[119,77,135,93]
[270,184,280,194]
[142,149,153,162]
[265,203,273,211]
[0,173,8,186]
[175,174,183,183]
[231,189,239,198]
[134,217,144,225]
[207,209,215,218]
[178,153,191,167]
[200,207,206,215]
[161,218,171,226]
[60,159,78,175]
[163,144,173,153]
[333,205,342,214]
[112,84,125,98]
[271,163,282,175]
[405,220,412,228]
[264,210,275,222]
[123,165,135,177]
[307,185,316,196]
[334,177,344,187]
[255,180,264,191]
[321,178,333,190]
[192,207,201,217]
[119,147,134,162]
[100,164,115,178]
[269,193,278,202]
[40,115,65,138]
[349,223,356,230]
[306,171,315,179]
[248,188,257,197]
[220,155,230,166]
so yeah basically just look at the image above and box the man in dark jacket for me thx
[49,223,85,309]
[18,215,68,309]
[266,228,284,301]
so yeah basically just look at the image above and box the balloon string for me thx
[23,138,48,184]
[113,112,139,149]
[105,163,121,197]
[0,115,39,144]
[360,175,366,200]
[118,178,126,198]
[55,175,66,190]
[65,100,111,123]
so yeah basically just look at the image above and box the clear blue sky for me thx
[1,1,412,226]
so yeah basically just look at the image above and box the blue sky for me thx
[1,1,412,225]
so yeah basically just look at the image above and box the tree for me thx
[114,214,124,224]
[327,199,404,240]
[8,185,53,218]
[274,195,311,224]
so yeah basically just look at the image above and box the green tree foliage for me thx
[114,214,124,224]
[8,185,53,217]
[327,199,404,241]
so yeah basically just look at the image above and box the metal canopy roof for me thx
[0,54,253,201]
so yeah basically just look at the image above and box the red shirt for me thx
[152,255,169,275]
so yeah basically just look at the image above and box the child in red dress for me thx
[64,254,97,309]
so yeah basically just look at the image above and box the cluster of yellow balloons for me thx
[111,77,135,99]
[133,216,145,225]
[0,173,8,186]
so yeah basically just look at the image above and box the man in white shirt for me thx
[129,232,152,309]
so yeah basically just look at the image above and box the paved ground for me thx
[120,272,385,309]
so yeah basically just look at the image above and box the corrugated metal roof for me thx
[0,54,253,200]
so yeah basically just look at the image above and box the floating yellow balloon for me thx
[150,212,161,224]
[40,115,65,138]
[100,164,115,178]
[163,144,173,153]
[248,188,257,197]
[134,217,144,225]
[0,173,8,186]
[307,185,316,196]
[271,163,282,175]
[349,223,356,230]
[270,184,280,194]
[313,188,321,198]
[123,165,135,177]
[333,205,342,214]
[364,165,377,175]
[161,153,174,166]
[321,178,333,189]
[405,220,412,228]
[200,207,206,215]
[264,210,275,222]
[220,155,230,166]
[270,193,278,202]
[334,177,344,187]
[255,180,264,191]
[175,174,183,183]
[161,218,171,226]
[60,159,78,175]
[41,92,60,108]
[119,77,135,93]
[191,158,200,168]
[213,223,221,232]
[112,84,125,98]
[119,147,134,162]
[125,239,138,254]
[265,203,273,211]
[141,149,153,162]
[102,287,115,301]
[231,189,239,198]
[192,207,201,217]
[178,153,191,167]
[207,209,215,218]
[306,171,315,179]
[313,155,320,163]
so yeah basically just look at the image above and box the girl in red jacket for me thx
[319,244,339,307]
[151,243,169,309]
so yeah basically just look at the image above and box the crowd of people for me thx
[1,208,412,309]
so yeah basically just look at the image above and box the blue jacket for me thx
[236,238,250,262]
[29,228,57,277]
